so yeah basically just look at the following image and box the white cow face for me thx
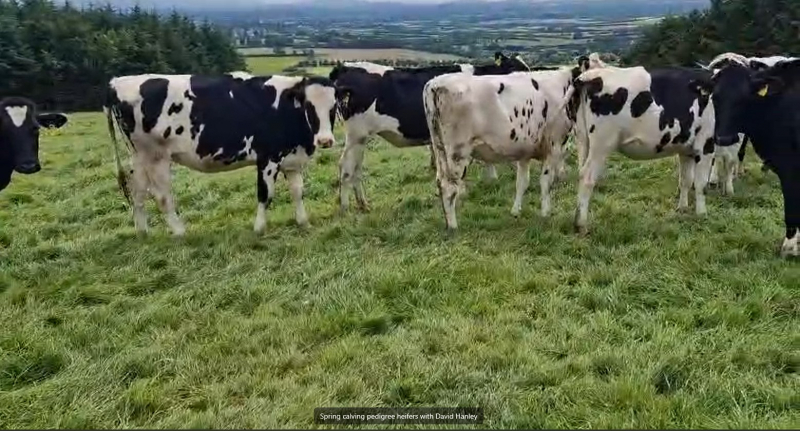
[290,78,337,149]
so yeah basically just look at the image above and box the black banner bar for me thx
[314,407,484,425]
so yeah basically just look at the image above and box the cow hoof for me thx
[297,220,311,229]
[357,204,372,213]
[511,209,521,218]
[676,205,690,214]
[574,224,589,236]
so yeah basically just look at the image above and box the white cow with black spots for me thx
[561,65,717,234]
[423,65,582,230]
[105,72,339,235]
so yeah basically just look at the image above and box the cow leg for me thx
[540,145,565,217]
[556,147,569,182]
[694,154,713,215]
[483,163,499,181]
[574,146,610,235]
[146,157,185,236]
[677,155,695,211]
[433,146,470,231]
[131,153,150,234]
[708,156,719,185]
[737,137,748,175]
[721,154,736,196]
[511,159,531,217]
[284,169,309,228]
[254,161,279,234]
[339,132,369,213]
[777,174,800,257]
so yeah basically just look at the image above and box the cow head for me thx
[577,55,591,72]
[494,51,531,72]
[328,62,347,82]
[690,62,792,147]
[0,97,67,174]
[286,77,338,149]
[749,60,771,71]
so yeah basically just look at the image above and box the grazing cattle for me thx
[693,58,800,256]
[104,73,338,235]
[0,97,68,192]
[704,53,799,182]
[423,63,585,230]
[562,65,716,234]
[329,52,539,212]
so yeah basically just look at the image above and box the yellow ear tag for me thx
[758,85,769,97]
[495,58,502,66]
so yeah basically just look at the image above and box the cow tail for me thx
[104,85,132,205]
[569,78,591,168]
[424,81,458,171]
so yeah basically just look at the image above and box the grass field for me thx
[1,113,799,428]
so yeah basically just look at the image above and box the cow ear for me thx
[749,60,769,71]
[494,51,505,66]
[752,76,784,97]
[36,113,68,129]
[688,78,713,96]
[286,82,307,107]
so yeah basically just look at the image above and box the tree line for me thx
[625,0,800,67]
[0,0,245,111]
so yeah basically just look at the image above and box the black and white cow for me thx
[693,58,800,256]
[1,97,68,192]
[329,53,541,212]
[704,53,799,186]
[423,62,586,230]
[104,72,338,236]
[563,65,717,234]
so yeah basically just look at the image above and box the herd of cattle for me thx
[1,51,799,256]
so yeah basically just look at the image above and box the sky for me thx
[68,0,461,5]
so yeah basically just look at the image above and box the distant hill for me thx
[63,0,709,19]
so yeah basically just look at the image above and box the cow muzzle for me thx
[716,135,740,147]
[316,136,335,149]
[16,162,41,174]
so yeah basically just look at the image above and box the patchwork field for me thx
[245,56,333,78]
[244,56,306,75]
[0,113,798,428]
[238,47,462,62]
